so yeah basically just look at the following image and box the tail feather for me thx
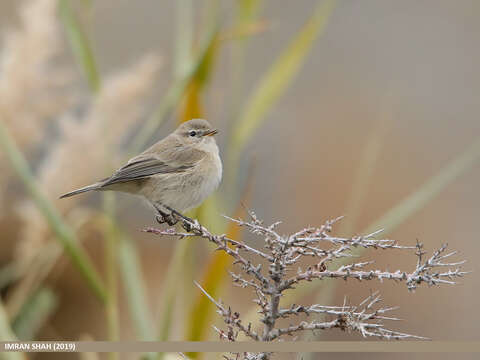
[59,183,101,199]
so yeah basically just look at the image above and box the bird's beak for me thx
[204,129,218,137]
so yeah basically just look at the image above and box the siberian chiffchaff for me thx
[60,119,222,225]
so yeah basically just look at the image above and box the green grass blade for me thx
[178,34,219,124]
[339,113,392,237]
[0,264,19,292]
[103,194,119,360]
[80,0,92,8]
[363,136,480,235]
[238,0,263,19]
[129,25,219,154]
[229,0,264,118]
[228,0,337,174]
[174,0,193,78]
[0,121,107,304]
[128,74,188,154]
[118,234,156,358]
[155,238,194,360]
[157,238,195,342]
[12,288,58,341]
[60,1,120,349]
[59,0,101,92]
[0,300,26,360]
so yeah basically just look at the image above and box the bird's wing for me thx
[100,156,193,187]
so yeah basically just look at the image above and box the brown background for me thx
[0,0,479,359]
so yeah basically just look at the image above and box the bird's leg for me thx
[153,203,178,226]
[163,205,195,232]
[155,213,166,224]
[165,214,179,226]
[153,203,167,224]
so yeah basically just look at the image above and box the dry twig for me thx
[146,210,468,360]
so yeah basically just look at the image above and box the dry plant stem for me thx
[146,210,468,352]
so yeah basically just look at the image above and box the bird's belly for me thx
[142,156,222,212]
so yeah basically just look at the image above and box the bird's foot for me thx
[154,206,179,227]
[156,213,179,226]
[163,205,195,232]
[182,220,192,232]
[165,214,179,226]
[155,214,165,224]
[154,204,195,230]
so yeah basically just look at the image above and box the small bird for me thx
[60,119,222,225]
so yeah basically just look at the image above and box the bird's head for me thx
[175,119,218,146]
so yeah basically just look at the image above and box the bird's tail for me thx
[59,182,102,199]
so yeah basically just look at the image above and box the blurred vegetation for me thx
[0,1,478,360]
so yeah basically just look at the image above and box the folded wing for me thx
[101,156,193,187]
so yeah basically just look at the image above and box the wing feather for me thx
[100,157,192,187]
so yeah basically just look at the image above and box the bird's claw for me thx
[182,220,192,232]
[155,210,178,226]
[154,204,197,231]
[155,214,165,224]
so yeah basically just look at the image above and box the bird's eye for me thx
[189,130,197,137]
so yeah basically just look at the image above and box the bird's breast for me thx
[189,150,222,204]
[144,147,222,212]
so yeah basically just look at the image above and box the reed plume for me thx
[15,54,162,266]
[0,0,70,211]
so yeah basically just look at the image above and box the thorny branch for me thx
[146,210,468,360]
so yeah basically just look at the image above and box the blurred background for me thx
[0,0,479,359]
